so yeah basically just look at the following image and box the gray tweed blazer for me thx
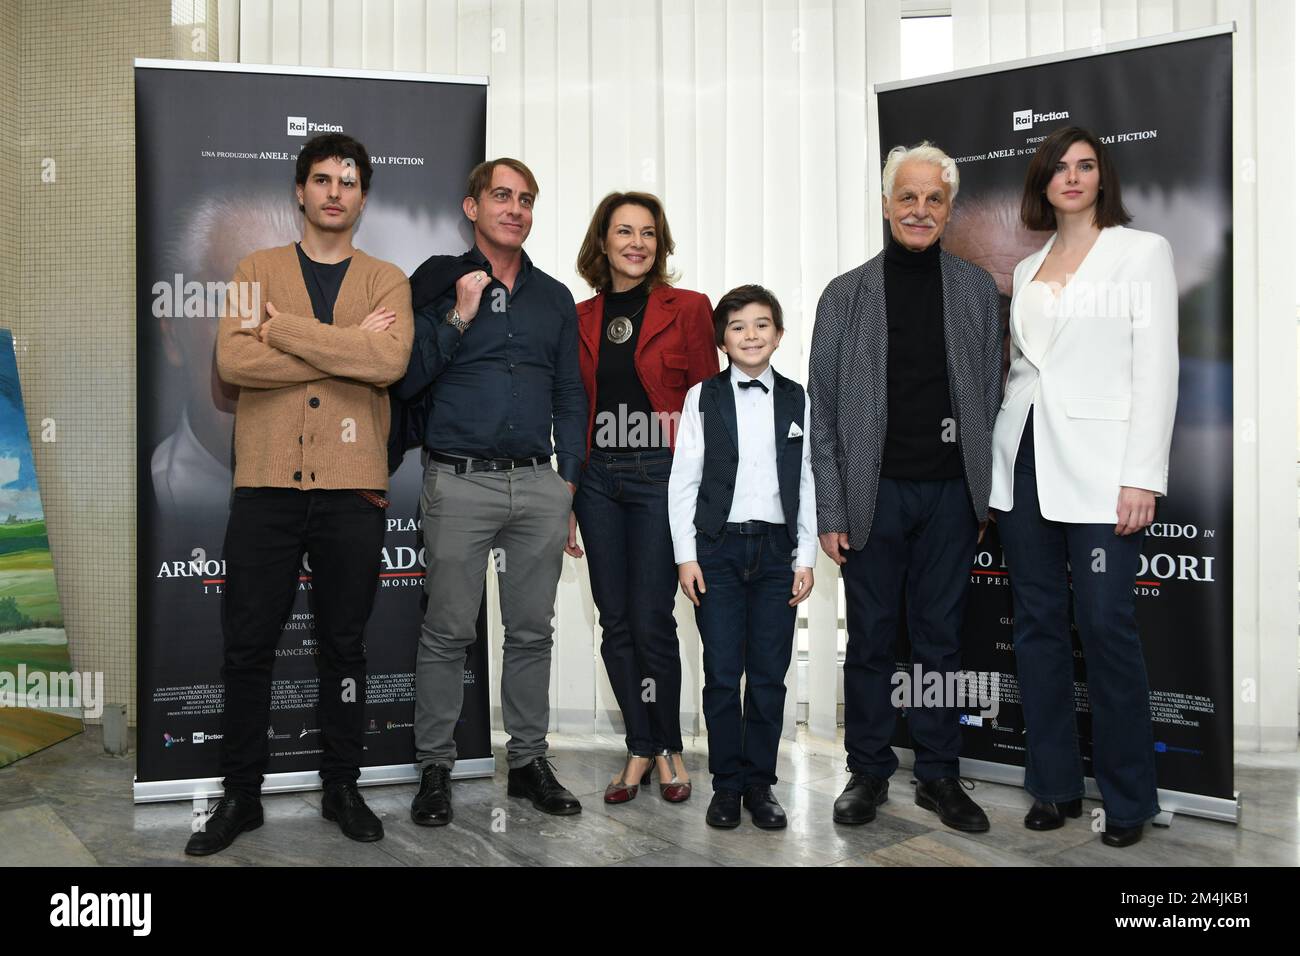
[808,248,1004,551]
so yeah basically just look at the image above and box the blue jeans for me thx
[694,522,797,792]
[573,449,682,755]
[994,411,1160,828]
[840,476,976,782]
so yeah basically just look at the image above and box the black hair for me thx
[712,284,784,348]
[294,133,373,212]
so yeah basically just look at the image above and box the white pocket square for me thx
[787,422,803,439]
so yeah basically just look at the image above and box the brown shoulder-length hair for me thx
[576,191,678,291]
[1020,126,1132,231]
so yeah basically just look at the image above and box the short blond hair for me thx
[881,141,959,202]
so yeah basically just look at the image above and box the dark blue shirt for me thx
[398,245,588,484]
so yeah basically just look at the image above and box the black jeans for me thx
[841,476,977,782]
[573,449,682,755]
[218,487,386,796]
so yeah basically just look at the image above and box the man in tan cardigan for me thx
[185,134,413,856]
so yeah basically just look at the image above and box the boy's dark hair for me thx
[295,133,373,212]
[1020,125,1131,231]
[712,284,784,348]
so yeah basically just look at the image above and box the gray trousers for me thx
[414,458,571,769]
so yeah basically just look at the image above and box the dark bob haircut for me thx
[713,284,784,349]
[1020,126,1131,231]
[295,133,373,212]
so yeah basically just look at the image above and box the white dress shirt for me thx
[668,364,818,569]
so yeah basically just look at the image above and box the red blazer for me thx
[577,284,720,458]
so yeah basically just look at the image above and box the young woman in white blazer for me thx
[989,127,1178,848]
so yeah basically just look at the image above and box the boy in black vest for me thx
[668,285,816,830]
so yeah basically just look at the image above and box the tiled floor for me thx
[1,726,1296,866]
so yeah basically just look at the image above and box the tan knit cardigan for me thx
[215,243,414,492]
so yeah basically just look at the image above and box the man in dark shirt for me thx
[809,142,1003,835]
[396,158,588,826]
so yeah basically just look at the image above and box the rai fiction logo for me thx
[287,115,344,136]
[1014,108,1070,131]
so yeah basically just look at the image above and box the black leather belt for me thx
[429,451,549,475]
[723,520,785,535]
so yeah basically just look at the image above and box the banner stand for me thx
[893,749,1241,825]
[133,757,496,805]
[134,60,494,803]
[876,25,1238,825]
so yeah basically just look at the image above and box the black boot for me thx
[742,785,788,830]
[506,757,582,815]
[705,789,742,829]
[832,773,889,825]
[410,764,454,827]
[184,792,263,856]
[321,782,384,842]
[1024,798,1083,831]
[914,777,990,832]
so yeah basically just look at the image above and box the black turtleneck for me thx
[881,235,962,479]
[594,279,660,452]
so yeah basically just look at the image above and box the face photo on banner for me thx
[150,192,470,527]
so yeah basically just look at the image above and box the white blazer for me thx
[989,225,1179,523]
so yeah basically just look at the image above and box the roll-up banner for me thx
[876,25,1236,821]
[134,60,492,802]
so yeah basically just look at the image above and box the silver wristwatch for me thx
[444,307,470,332]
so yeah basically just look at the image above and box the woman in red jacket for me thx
[572,191,719,805]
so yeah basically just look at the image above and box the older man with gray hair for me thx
[809,141,1003,832]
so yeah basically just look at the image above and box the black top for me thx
[295,242,351,324]
[881,235,962,479]
[394,244,588,484]
[594,279,660,452]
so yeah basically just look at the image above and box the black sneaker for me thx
[411,764,454,827]
[184,792,263,856]
[506,757,582,815]
[914,777,990,832]
[321,782,384,842]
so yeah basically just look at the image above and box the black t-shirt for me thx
[295,242,352,324]
[594,279,660,452]
[881,236,962,480]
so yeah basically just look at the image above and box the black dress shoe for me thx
[705,789,742,829]
[322,782,384,842]
[1024,798,1083,831]
[833,773,889,825]
[184,792,263,856]
[410,764,454,827]
[506,757,582,815]
[743,785,788,829]
[914,777,990,832]
[1102,822,1144,847]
